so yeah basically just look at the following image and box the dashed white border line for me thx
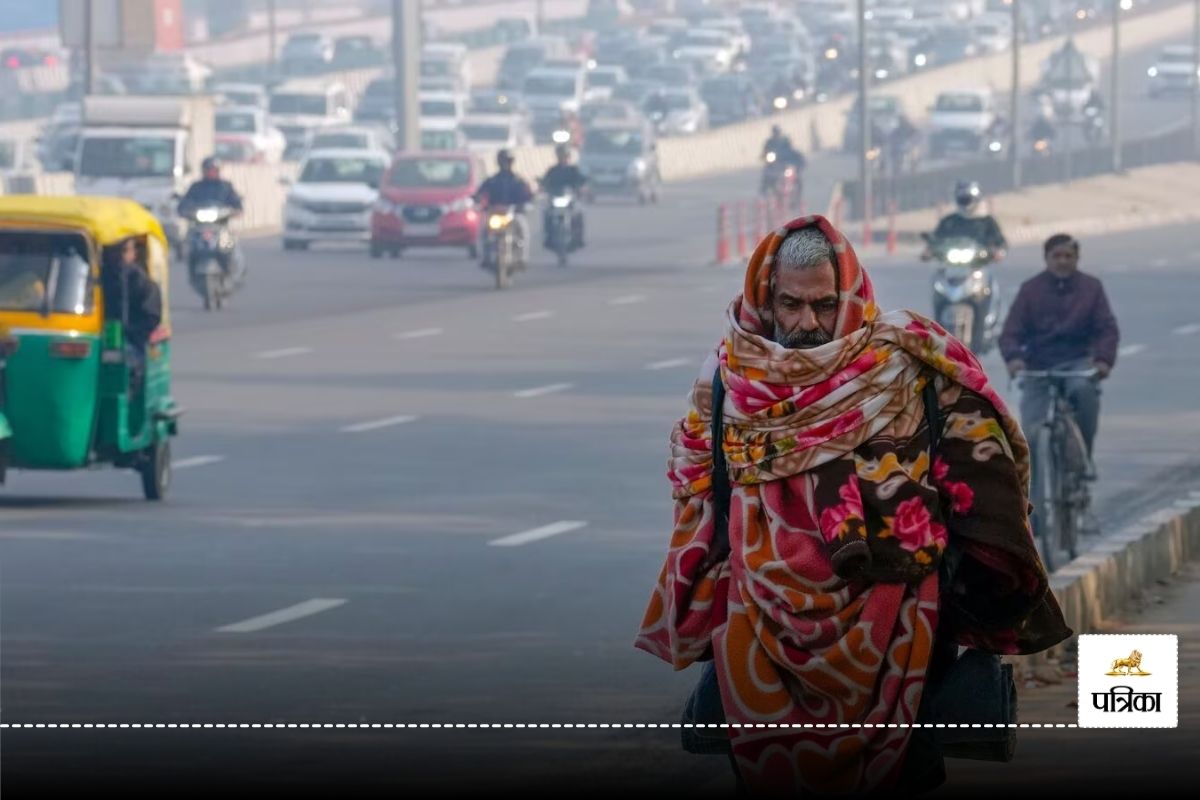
[0,723,1079,729]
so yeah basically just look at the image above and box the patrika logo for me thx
[1105,650,1150,676]
[1078,635,1177,728]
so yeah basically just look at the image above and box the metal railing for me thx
[844,125,1196,220]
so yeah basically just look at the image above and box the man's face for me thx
[1045,242,1079,275]
[203,167,219,181]
[771,261,839,349]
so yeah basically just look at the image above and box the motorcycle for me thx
[481,205,520,289]
[760,150,799,200]
[182,205,240,311]
[1082,104,1105,144]
[544,190,578,269]
[922,232,1003,355]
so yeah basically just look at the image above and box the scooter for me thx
[544,190,579,268]
[760,150,800,200]
[922,232,1003,355]
[182,205,241,311]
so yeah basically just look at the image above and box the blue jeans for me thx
[1019,357,1100,457]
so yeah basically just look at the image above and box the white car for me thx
[672,29,737,75]
[460,113,533,160]
[213,82,269,110]
[928,88,1000,159]
[283,148,389,250]
[656,87,709,136]
[969,13,1012,56]
[420,117,469,151]
[697,17,752,57]
[584,65,628,103]
[214,106,287,164]
[306,124,393,155]
[1147,45,1199,98]
[418,91,468,125]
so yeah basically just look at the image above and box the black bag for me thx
[915,379,1018,762]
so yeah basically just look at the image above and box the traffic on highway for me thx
[2,0,1200,795]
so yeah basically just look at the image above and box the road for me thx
[3,147,1200,792]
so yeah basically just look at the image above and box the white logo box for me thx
[1077,634,1178,728]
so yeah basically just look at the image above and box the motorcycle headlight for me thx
[551,129,571,144]
[628,159,647,175]
[874,69,888,80]
[765,151,778,164]
[988,140,1003,153]
[551,195,572,208]
[442,196,473,213]
[773,96,788,110]
[487,213,510,231]
[914,53,927,68]
[195,207,220,223]
[824,48,838,60]
[946,248,975,265]
[1147,66,1159,78]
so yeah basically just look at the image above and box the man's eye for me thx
[816,301,838,313]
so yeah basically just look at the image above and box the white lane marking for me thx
[488,520,588,547]
[339,415,419,434]
[173,455,226,470]
[608,294,647,306]
[645,357,693,371]
[395,327,443,340]
[216,598,347,634]
[1118,344,1147,357]
[513,310,554,323]
[1172,323,1200,336]
[513,382,574,398]
[254,347,312,360]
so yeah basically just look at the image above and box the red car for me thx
[370,151,488,259]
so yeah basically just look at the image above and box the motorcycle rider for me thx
[762,124,805,169]
[177,156,245,280]
[926,181,1007,259]
[540,144,587,250]
[473,149,534,267]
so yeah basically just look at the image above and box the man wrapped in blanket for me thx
[635,217,1071,795]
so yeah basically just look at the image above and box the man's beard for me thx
[774,322,833,349]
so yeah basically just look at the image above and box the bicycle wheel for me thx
[1033,425,1061,572]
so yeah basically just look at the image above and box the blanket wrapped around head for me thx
[635,215,1070,795]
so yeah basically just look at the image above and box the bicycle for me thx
[1018,368,1098,572]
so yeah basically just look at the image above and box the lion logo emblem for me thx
[1106,650,1150,676]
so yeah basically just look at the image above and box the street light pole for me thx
[392,0,422,153]
[1193,0,1200,158]
[268,0,278,81]
[83,0,95,96]
[1011,0,1021,189]
[1111,0,1121,172]
[857,0,871,232]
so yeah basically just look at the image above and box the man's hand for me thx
[1093,360,1112,380]
[1006,359,1026,379]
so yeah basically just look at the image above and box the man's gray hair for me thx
[770,227,836,293]
[776,227,836,271]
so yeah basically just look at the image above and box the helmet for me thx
[554,143,571,161]
[497,148,514,169]
[771,124,783,137]
[954,180,981,212]
[202,156,221,177]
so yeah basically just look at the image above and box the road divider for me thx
[339,415,419,434]
[488,520,588,547]
[216,598,347,634]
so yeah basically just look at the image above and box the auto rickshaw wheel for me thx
[141,440,171,501]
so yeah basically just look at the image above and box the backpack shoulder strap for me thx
[711,366,731,551]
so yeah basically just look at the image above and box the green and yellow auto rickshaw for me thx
[0,196,180,500]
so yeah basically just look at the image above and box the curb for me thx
[1048,494,1200,637]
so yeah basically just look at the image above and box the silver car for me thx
[579,121,661,204]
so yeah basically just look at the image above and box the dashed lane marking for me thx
[254,347,312,360]
[488,521,588,547]
[173,455,226,470]
[1172,323,1200,336]
[339,415,419,434]
[645,357,693,371]
[1118,344,1147,357]
[216,599,347,634]
[608,294,647,306]
[513,383,574,399]
[512,310,554,322]
[395,327,444,340]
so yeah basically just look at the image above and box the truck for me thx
[74,95,215,252]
